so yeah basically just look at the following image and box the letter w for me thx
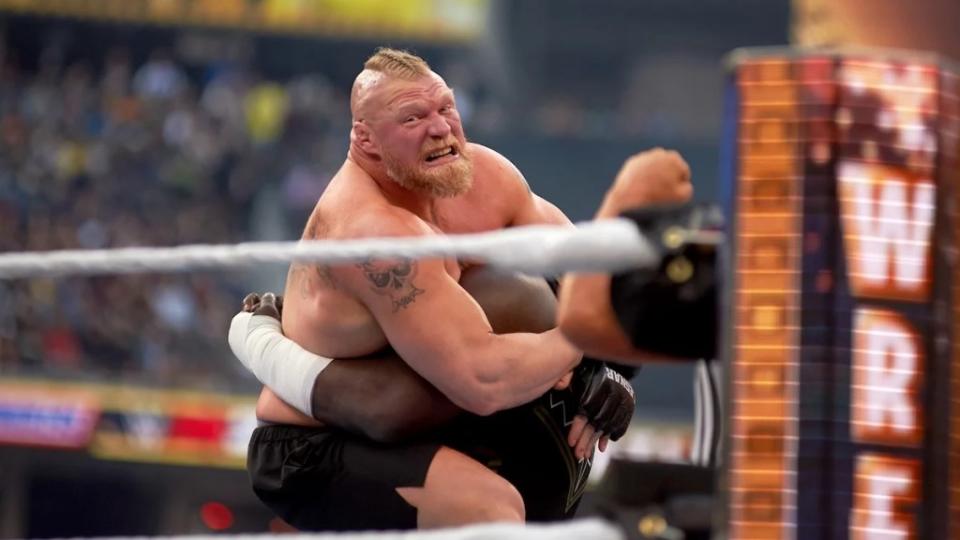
[839,161,934,299]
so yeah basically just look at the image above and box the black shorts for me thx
[248,424,439,531]
[248,388,589,531]
[449,388,590,522]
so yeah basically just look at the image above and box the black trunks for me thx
[247,387,589,531]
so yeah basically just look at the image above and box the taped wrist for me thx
[228,312,332,416]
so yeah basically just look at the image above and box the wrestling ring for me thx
[4,46,960,540]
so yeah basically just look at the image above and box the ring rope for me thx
[81,518,624,540]
[0,218,666,279]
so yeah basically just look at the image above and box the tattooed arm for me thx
[252,227,460,440]
[251,264,562,441]
[336,210,581,416]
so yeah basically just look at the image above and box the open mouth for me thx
[424,146,458,163]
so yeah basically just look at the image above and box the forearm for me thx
[558,271,677,364]
[596,185,634,219]
[455,328,581,415]
[559,272,635,361]
[556,172,639,353]
[557,181,692,363]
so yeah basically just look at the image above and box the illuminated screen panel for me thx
[835,59,939,303]
[725,48,957,540]
[849,309,924,448]
[728,57,802,540]
[834,56,938,540]
[849,455,921,540]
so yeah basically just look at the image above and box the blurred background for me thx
[0,0,955,537]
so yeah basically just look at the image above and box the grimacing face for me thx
[371,75,473,198]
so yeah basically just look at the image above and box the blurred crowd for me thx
[0,45,355,390]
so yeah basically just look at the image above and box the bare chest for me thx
[283,193,509,356]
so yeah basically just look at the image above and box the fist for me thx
[242,292,283,320]
[606,148,692,213]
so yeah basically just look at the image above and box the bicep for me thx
[339,256,495,386]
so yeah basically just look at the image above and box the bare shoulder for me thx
[468,143,531,196]
[319,182,434,241]
[330,205,440,313]
[341,204,435,240]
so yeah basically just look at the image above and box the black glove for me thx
[610,203,720,359]
[571,358,636,441]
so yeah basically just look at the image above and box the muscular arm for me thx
[339,226,579,416]
[318,267,559,439]
[256,266,561,441]
[558,189,672,364]
[310,151,582,433]
[480,143,656,362]
[557,149,696,364]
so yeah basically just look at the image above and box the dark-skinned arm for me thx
[310,354,459,442]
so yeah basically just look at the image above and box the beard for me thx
[383,146,474,198]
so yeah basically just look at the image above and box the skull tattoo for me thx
[359,257,425,312]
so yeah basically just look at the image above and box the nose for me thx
[426,113,452,138]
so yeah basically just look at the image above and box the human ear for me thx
[352,121,380,157]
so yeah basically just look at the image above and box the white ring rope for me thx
[82,519,624,540]
[0,218,666,279]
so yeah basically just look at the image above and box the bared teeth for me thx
[427,147,454,160]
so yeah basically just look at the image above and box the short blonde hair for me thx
[363,48,431,80]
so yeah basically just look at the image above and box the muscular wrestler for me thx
[237,267,631,527]
[231,48,634,531]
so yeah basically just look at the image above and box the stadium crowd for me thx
[0,45,359,390]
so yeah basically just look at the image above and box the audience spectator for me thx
[0,46,351,391]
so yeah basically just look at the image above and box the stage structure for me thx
[722,47,960,539]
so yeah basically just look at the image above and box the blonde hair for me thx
[363,48,431,80]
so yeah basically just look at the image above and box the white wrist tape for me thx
[228,311,332,416]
